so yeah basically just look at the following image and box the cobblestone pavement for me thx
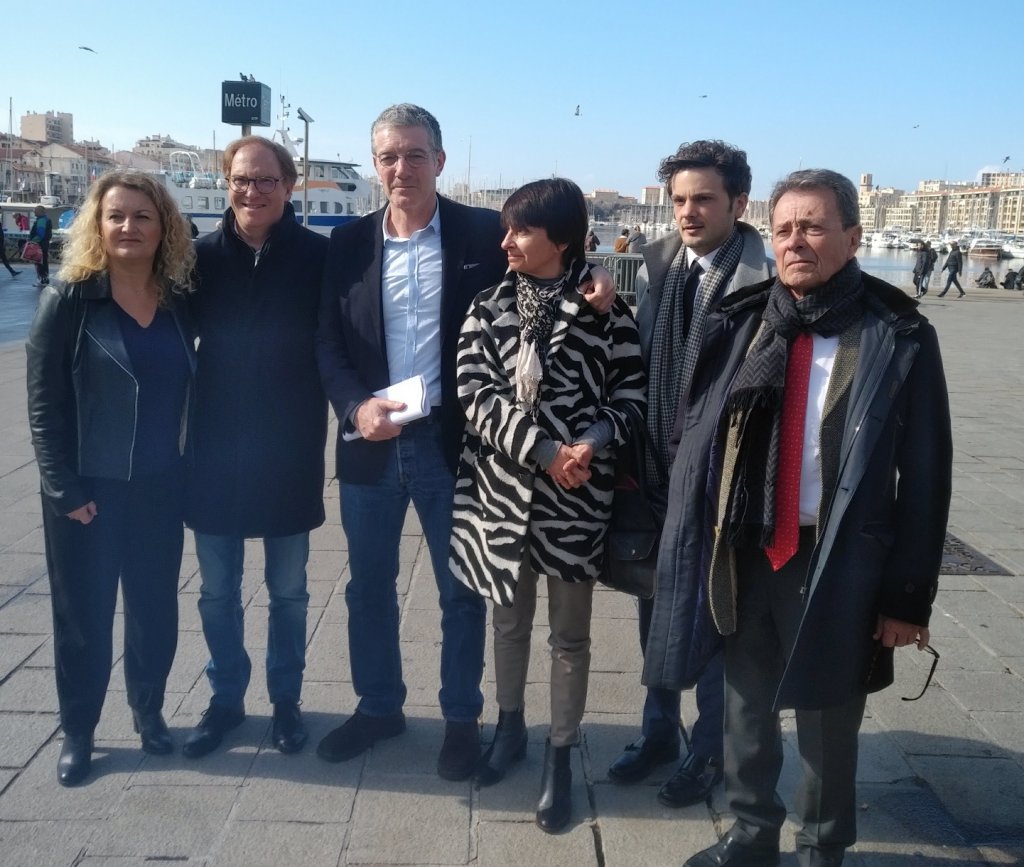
[0,272,1022,866]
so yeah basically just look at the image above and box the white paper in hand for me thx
[342,374,430,441]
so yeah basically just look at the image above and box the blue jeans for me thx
[340,419,486,721]
[195,531,310,707]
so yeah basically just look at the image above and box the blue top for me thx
[115,304,189,475]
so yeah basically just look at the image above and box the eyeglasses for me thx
[228,176,281,194]
[901,644,940,702]
[374,150,433,169]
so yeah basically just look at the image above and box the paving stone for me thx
[0,819,98,867]
[0,711,60,767]
[592,782,720,867]
[0,632,45,681]
[85,784,237,858]
[347,772,472,864]
[0,666,57,713]
[210,819,347,867]
[0,589,54,634]
[477,819,598,867]
[0,740,143,821]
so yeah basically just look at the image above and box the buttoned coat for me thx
[643,273,952,709]
[315,196,507,483]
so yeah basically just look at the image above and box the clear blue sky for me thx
[15,0,1024,200]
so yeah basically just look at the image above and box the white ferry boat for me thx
[156,128,371,237]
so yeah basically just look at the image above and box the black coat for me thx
[315,196,507,483]
[644,273,952,708]
[186,205,329,537]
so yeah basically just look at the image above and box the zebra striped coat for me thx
[449,272,647,606]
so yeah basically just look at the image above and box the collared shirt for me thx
[799,334,839,525]
[381,199,444,407]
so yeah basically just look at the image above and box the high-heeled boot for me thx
[476,709,527,787]
[57,732,94,787]
[535,739,572,833]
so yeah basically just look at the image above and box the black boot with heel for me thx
[535,739,572,833]
[476,709,527,787]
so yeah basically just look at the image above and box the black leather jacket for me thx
[26,274,196,515]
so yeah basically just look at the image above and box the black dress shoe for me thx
[272,702,308,754]
[182,702,245,759]
[684,829,780,867]
[316,710,406,763]
[133,710,173,755]
[536,739,572,833]
[607,735,680,784]
[57,733,93,787]
[658,753,723,807]
[437,720,480,781]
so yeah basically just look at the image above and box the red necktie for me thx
[765,332,814,571]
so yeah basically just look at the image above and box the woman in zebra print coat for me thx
[449,179,646,832]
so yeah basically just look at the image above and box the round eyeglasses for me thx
[228,176,282,194]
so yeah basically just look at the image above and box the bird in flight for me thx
[574,105,580,116]
[1003,155,1012,164]
[913,124,920,128]
[699,94,708,98]
[78,46,96,53]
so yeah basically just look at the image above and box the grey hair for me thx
[370,104,443,154]
[768,169,860,229]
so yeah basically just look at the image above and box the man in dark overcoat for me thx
[183,136,328,758]
[608,140,771,809]
[654,169,953,867]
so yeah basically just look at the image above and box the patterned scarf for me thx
[646,228,744,484]
[721,258,865,549]
[514,259,590,417]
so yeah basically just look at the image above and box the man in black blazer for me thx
[315,104,613,781]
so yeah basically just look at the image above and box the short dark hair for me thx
[371,103,443,153]
[501,178,589,268]
[657,140,752,201]
[768,169,860,229]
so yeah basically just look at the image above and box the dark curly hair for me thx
[657,140,752,202]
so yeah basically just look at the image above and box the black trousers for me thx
[42,465,184,735]
[724,529,867,860]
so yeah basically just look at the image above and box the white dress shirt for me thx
[381,200,444,407]
[799,334,838,525]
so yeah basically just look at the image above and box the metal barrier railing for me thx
[586,253,644,306]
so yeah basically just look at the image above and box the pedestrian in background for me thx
[938,242,964,298]
[29,205,53,287]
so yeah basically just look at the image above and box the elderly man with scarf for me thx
[651,169,952,867]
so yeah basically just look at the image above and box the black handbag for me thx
[599,404,665,598]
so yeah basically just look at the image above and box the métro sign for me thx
[221,81,271,127]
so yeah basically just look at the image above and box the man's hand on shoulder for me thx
[582,264,616,314]
[355,397,405,441]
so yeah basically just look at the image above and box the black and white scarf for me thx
[514,259,591,417]
[721,258,865,549]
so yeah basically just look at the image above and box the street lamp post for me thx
[296,108,314,227]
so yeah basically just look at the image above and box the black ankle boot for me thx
[476,709,527,787]
[535,739,572,833]
[57,732,94,787]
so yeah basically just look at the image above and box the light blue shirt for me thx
[381,200,444,407]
